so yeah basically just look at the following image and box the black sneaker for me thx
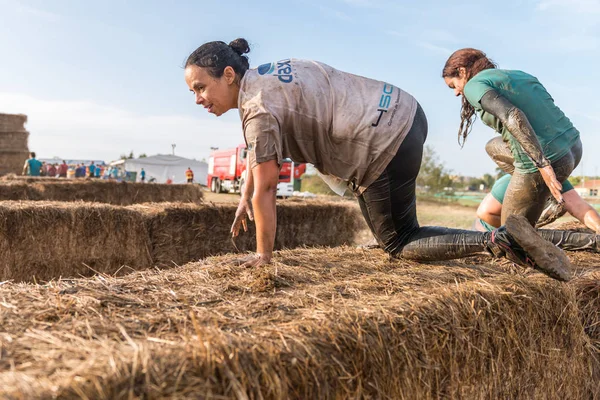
[490,215,572,281]
[535,196,567,228]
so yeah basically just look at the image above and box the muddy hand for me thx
[539,165,563,203]
[230,197,254,237]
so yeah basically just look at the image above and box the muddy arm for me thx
[480,90,550,169]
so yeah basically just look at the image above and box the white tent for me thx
[124,154,208,185]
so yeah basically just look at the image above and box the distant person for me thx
[475,174,600,235]
[95,165,102,178]
[22,152,42,176]
[111,167,119,180]
[47,163,57,177]
[89,161,96,178]
[140,168,146,183]
[40,162,47,177]
[57,160,68,178]
[185,167,194,183]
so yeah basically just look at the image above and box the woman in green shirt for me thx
[442,48,582,226]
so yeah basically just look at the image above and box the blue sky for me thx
[0,0,598,177]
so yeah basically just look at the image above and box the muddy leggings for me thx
[358,104,498,260]
[484,136,599,252]
[485,136,583,225]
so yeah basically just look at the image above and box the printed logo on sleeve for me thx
[257,63,275,75]
[256,59,294,83]
[372,83,393,127]
[372,83,401,128]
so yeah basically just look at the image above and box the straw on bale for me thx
[0,246,598,399]
[143,199,364,267]
[0,113,30,176]
[0,179,204,205]
[0,113,27,133]
[0,200,364,282]
[0,174,64,183]
[0,201,152,282]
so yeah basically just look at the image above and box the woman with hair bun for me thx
[442,48,582,226]
[184,38,576,281]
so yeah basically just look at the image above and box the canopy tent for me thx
[123,154,207,184]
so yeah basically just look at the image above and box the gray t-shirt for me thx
[239,59,417,194]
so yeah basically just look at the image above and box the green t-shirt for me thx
[479,174,574,231]
[27,158,42,176]
[464,69,580,174]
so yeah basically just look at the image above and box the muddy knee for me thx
[485,137,515,174]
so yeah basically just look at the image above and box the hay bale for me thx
[0,200,363,282]
[0,131,28,149]
[0,247,598,398]
[144,200,365,267]
[0,114,30,176]
[0,174,64,183]
[551,220,594,233]
[0,113,27,133]
[0,180,204,205]
[0,201,152,282]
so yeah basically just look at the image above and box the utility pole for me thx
[171,143,176,155]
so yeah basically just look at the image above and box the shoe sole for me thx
[505,215,572,282]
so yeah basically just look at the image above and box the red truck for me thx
[207,144,306,196]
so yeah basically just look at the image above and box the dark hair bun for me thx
[228,38,250,56]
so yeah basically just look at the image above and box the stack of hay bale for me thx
[0,113,30,176]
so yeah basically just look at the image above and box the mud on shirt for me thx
[238,59,417,194]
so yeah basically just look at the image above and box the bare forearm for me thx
[252,189,277,256]
[564,197,600,233]
[242,158,255,200]
[243,170,254,200]
[580,208,600,233]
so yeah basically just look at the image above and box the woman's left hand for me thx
[539,165,563,203]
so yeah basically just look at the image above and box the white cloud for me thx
[387,29,455,55]
[319,6,353,21]
[537,0,600,13]
[338,0,400,9]
[417,41,452,55]
[421,29,459,44]
[0,93,243,162]
[534,0,599,51]
[14,3,61,21]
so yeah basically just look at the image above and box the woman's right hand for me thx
[231,196,254,237]
[539,165,564,204]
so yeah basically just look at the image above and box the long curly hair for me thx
[442,48,497,146]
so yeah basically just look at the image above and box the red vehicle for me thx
[207,144,306,196]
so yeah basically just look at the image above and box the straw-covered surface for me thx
[0,180,204,205]
[0,153,30,176]
[0,246,598,399]
[0,201,152,282]
[0,113,27,133]
[0,200,364,282]
[0,174,64,183]
[142,199,364,267]
[0,131,29,150]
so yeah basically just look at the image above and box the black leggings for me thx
[358,104,494,260]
